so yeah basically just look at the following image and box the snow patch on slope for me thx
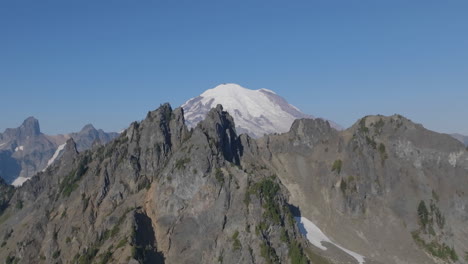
[12,176,29,187]
[15,146,24,152]
[295,216,365,264]
[44,143,66,169]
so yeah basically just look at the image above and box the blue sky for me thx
[1,0,467,135]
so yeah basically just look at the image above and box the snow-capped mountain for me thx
[182,83,340,138]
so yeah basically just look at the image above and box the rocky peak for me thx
[133,103,189,171]
[290,118,335,137]
[21,117,41,137]
[197,104,242,164]
[2,117,41,142]
[80,124,96,132]
[62,138,78,159]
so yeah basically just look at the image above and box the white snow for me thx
[259,88,277,94]
[45,143,66,168]
[295,216,365,264]
[0,143,5,147]
[14,145,24,152]
[12,176,29,187]
[182,83,312,138]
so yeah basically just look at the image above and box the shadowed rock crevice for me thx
[198,104,243,165]
[0,152,21,184]
[134,212,165,264]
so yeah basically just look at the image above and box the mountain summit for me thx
[182,83,340,138]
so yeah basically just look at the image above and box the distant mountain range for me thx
[0,117,118,186]
[182,83,341,138]
[451,133,468,146]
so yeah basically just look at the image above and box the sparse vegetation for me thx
[378,143,388,164]
[15,200,23,210]
[413,198,456,262]
[116,237,127,249]
[289,241,308,264]
[74,246,99,264]
[260,241,279,264]
[255,221,269,237]
[365,136,377,149]
[249,178,281,224]
[429,200,445,229]
[215,168,224,184]
[175,157,191,170]
[52,250,61,259]
[61,208,67,219]
[412,231,458,262]
[331,159,342,174]
[60,154,91,197]
[417,200,429,229]
[74,209,132,264]
[374,118,385,134]
[359,118,369,133]
[231,230,241,251]
[5,256,16,264]
[304,247,332,264]
[280,228,288,243]
[98,250,113,264]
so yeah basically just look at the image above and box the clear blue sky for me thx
[1,0,467,135]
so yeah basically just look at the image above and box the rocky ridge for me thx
[0,105,466,264]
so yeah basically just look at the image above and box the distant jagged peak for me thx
[21,116,41,135]
[80,123,96,132]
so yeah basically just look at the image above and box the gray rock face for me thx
[242,114,468,264]
[0,118,118,185]
[0,106,466,264]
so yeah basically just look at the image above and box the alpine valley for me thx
[0,84,467,264]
